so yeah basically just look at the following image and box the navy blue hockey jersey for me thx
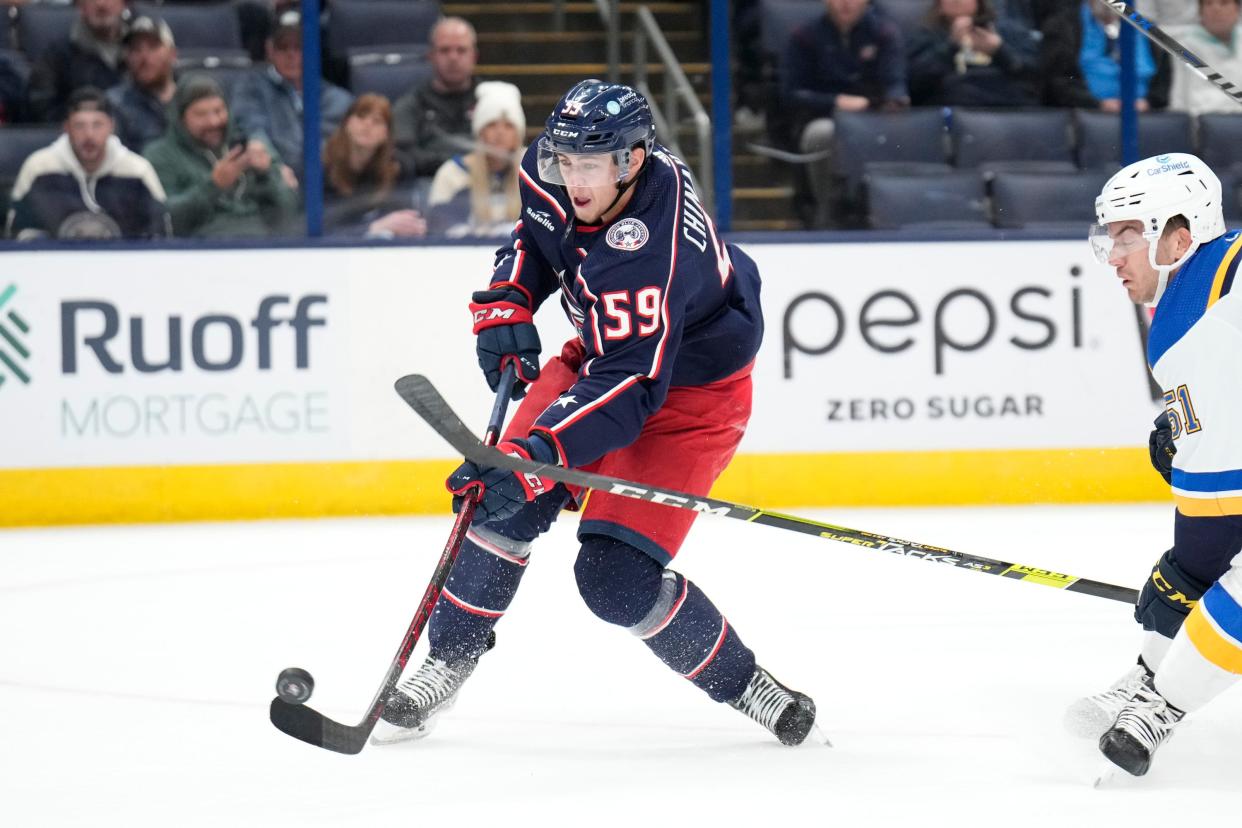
[488,142,764,469]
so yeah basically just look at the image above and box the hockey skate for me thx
[1098,676,1185,777]
[370,633,495,746]
[1064,659,1153,738]
[729,666,821,746]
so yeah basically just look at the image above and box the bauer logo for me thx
[0,284,32,390]
[59,294,328,375]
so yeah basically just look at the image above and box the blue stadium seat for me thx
[328,1,441,59]
[14,3,76,63]
[991,170,1111,230]
[1075,110,1194,170]
[867,170,990,229]
[0,123,63,219]
[758,0,820,63]
[834,108,949,177]
[1196,113,1242,172]
[132,2,243,53]
[950,108,1076,168]
[350,53,433,101]
[176,55,253,101]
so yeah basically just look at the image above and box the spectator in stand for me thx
[105,14,177,152]
[1167,0,1242,114]
[6,87,169,240]
[1137,0,1199,23]
[1080,0,1157,111]
[426,81,524,238]
[28,0,128,123]
[783,0,909,228]
[1025,0,1097,106]
[231,9,352,185]
[0,51,27,124]
[144,74,299,237]
[908,0,1041,106]
[393,16,480,180]
[322,93,427,238]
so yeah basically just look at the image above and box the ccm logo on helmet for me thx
[552,127,579,138]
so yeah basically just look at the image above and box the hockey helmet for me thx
[1090,153,1226,303]
[536,79,656,188]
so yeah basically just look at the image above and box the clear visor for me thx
[1088,222,1151,264]
[536,140,624,188]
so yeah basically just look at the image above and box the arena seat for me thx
[1075,110,1194,170]
[350,52,433,101]
[0,124,64,221]
[327,1,441,59]
[866,170,990,229]
[132,2,242,53]
[1196,113,1242,172]
[991,170,1111,230]
[950,108,1076,169]
[14,3,76,64]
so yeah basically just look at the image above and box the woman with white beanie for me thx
[426,80,526,237]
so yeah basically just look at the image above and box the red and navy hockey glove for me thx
[471,287,541,400]
[446,434,559,524]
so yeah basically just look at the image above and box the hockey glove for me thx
[446,434,559,524]
[471,288,541,400]
[1149,412,1176,485]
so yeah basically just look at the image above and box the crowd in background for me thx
[739,0,1242,226]
[3,0,1242,238]
[0,0,526,240]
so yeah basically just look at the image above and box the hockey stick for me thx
[395,374,1140,605]
[1099,0,1242,107]
[269,365,518,754]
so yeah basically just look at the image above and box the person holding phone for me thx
[143,74,299,238]
[907,0,1042,106]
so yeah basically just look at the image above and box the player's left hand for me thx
[446,435,559,523]
[1149,412,1176,485]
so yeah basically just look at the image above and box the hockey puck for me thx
[276,667,315,705]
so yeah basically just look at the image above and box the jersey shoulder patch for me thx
[606,217,649,251]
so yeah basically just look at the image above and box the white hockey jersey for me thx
[1149,230,1242,516]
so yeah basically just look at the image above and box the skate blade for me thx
[369,720,435,747]
[808,722,832,748]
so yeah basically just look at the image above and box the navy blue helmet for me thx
[537,79,656,188]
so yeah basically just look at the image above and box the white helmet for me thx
[1091,152,1226,305]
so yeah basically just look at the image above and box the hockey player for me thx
[1069,153,1242,776]
[372,80,819,747]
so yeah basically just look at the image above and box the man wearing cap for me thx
[6,86,169,240]
[231,8,352,184]
[106,15,178,152]
[143,74,299,237]
[29,0,129,122]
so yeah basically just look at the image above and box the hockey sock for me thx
[428,525,531,663]
[1154,566,1242,712]
[574,536,756,704]
[1140,630,1174,671]
[629,572,757,703]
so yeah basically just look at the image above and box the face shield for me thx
[1088,222,1150,265]
[536,138,625,188]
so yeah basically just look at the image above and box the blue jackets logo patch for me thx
[606,218,649,251]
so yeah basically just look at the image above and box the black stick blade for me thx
[269,698,368,755]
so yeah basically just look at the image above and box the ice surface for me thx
[2,504,1240,826]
